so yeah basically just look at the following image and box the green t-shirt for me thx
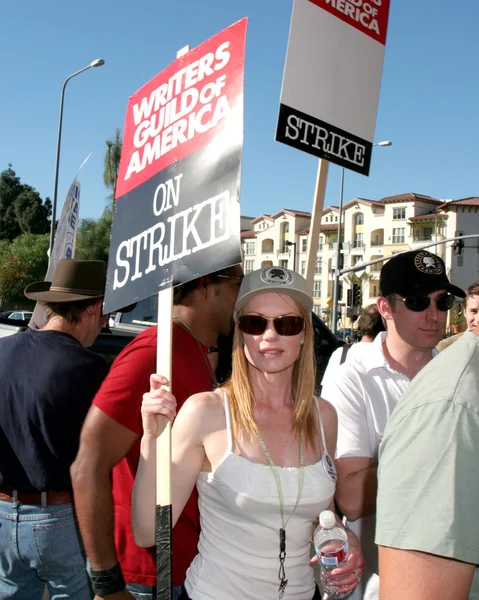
[376,331,479,599]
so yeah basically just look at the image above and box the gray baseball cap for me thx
[233,266,313,321]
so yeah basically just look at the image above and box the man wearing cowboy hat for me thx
[0,259,110,599]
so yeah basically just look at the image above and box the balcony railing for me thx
[413,234,433,241]
[370,240,384,247]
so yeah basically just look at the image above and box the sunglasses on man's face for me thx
[238,315,305,336]
[396,293,454,313]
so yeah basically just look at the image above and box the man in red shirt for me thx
[71,265,243,600]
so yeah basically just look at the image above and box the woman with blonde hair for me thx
[132,266,363,599]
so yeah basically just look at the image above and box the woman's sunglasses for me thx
[396,293,454,313]
[238,315,305,336]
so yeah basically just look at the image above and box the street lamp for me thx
[284,240,297,271]
[331,140,392,335]
[49,58,105,255]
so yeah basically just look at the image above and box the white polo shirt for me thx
[321,341,373,392]
[321,332,436,600]
[322,332,411,462]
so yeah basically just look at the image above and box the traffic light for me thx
[453,239,465,255]
[338,284,343,301]
[352,283,361,306]
[347,288,353,307]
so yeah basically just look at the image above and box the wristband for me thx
[86,559,126,596]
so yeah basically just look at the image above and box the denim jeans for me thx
[126,582,182,600]
[0,498,92,600]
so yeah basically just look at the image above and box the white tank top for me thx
[184,392,336,600]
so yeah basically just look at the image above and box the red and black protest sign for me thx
[104,18,247,314]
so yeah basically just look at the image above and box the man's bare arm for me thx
[335,456,377,521]
[71,406,138,570]
[379,546,475,600]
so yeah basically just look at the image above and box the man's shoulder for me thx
[394,331,479,419]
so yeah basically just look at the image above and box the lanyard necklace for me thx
[173,316,219,389]
[255,427,305,599]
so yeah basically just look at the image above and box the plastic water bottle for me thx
[313,510,350,598]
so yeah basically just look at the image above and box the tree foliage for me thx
[75,210,113,262]
[0,233,49,307]
[103,128,122,203]
[0,166,51,241]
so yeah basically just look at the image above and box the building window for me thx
[392,228,405,244]
[279,259,288,268]
[319,235,324,251]
[301,238,307,253]
[313,281,321,298]
[315,259,322,275]
[354,233,364,248]
[245,260,255,274]
[300,261,306,276]
[393,207,406,220]
[312,305,322,316]
[284,222,290,232]
[245,241,255,255]
[355,213,364,225]
[372,284,378,297]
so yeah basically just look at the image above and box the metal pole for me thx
[331,167,344,335]
[48,63,98,256]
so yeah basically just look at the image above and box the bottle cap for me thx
[319,510,336,529]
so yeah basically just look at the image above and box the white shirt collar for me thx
[362,330,438,374]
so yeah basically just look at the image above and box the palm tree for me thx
[103,128,122,203]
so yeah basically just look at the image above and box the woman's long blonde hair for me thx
[223,301,317,447]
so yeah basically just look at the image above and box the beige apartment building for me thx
[240,193,479,330]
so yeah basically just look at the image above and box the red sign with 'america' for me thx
[116,18,247,199]
[308,0,390,45]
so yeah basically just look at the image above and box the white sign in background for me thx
[277,0,390,176]
[29,179,80,330]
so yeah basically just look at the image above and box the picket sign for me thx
[103,20,246,598]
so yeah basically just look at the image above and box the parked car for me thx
[8,311,33,321]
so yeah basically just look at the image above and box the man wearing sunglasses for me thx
[321,249,465,600]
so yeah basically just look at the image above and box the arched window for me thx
[355,213,364,225]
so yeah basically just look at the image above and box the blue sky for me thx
[2,0,479,222]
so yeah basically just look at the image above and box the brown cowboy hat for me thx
[24,259,107,303]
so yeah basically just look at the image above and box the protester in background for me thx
[71,265,244,600]
[321,304,385,390]
[321,250,465,600]
[132,267,364,600]
[436,280,479,351]
[377,325,479,599]
[0,259,110,600]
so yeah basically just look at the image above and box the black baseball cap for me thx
[380,250,465,298]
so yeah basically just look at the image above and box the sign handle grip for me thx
[155,286,173,600]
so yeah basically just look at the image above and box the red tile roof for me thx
[438,197,479,210]
[343,197,382,209]
[271,208,312,219]
[380,192,442,205]
[251,214,273,224]
[241,230,256,238]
